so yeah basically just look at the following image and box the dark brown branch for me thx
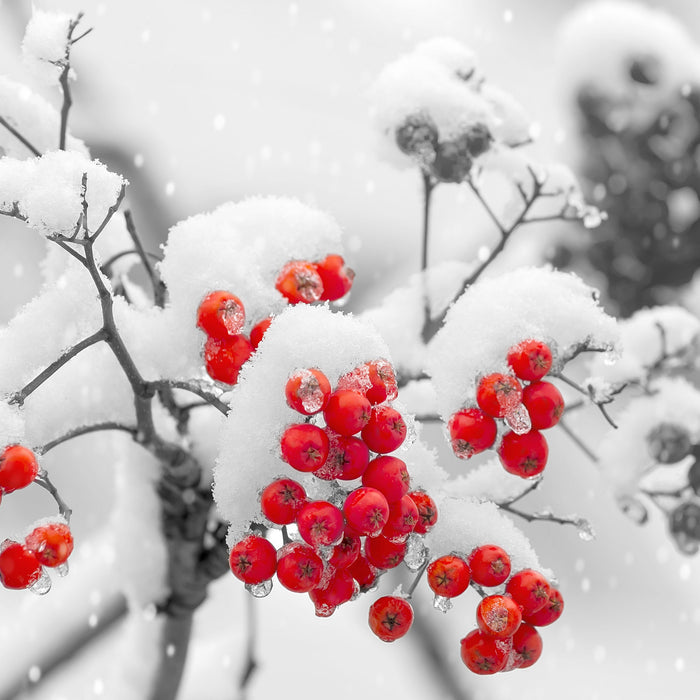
[8,329,106,406]
[420,171,436,342]
[124,209,167,307]
[558,419,599,463]
[58,14,85,150]
[149,379,229,416]
[37,421,138,455]
[0,114,41,157]
[238,594,258,695]
[90,183,127,241]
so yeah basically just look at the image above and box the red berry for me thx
[468,545,511,587]
[276,260,324,304]
[364,535,407,569]
[250,317,273,349]
[285,368,331,415]
[476,594,522,639]
[505,569,552,616]
[314,433,369,481]
[380,495,419,541]
[196,290,245,339]
[426,555,471,598]
[25,522,73,567]
[407,491,438,534]
[296,500,344,547]
[524,587,564,626]
[448,408,498,459]
[309,568,356,616]
[460,629,510,674]
[276,542,324,592]
[522,381,565,430]
[476,373,523,418]
[366,360,398,404]
[368,596,414,642]
[343,487,390,537]
[511,623,543,668]
[497,430,548,478]
[507,340,553,382]
[0,540,42,589]
[347,554,379,589]
[361,405,407,454]
[280,424,329,472]
[203,334,253,384]
[260,478,307,525]
[0,445,39,494]
[315,254,355,302]
[229,535,277,585]
[362,456,410,503]
[329,529,362,569]
[323,390,371,436]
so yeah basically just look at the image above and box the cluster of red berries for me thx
[228,358,439,626]
[0,444,74,591]
[275,254,354,305]
[448,339,565,478]
[196,254,354,385]
[426,544,563,674]
[0,522,74,590]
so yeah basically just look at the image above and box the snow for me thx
[0,151,127,238]
[0,401,25,448]
[22,9,73,85]
[427,266,619,420]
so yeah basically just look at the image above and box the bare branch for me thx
[37,421,138,455]
[0,114,42,157]
[149,379,229,416]
[90,182,127,242]
[58,13,85,150]
[124,210,167,307]
[496,476,543,507]
[558,419,600,463]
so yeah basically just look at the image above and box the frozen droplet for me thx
[29,570,52,596]
[582,206,606,229]
[290,369,328,413]
[504,403,531,435]
[433,595,453,613]
[403,533,427,572]
[55,562,69,577]
[575,518,596,541]
[143,603,158,621]
[246,579,273,598]
[313,602,336,618]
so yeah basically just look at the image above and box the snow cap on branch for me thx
[0,402,26,448]
[22,9,74,85]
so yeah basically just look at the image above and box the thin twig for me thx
[558,419,599,463]
[58,13,85,150]
[404,558,430,599]
[420,171,435,340]
[498,503,588,530]
[552,372,619,429]
[149,380,229,416]
[89,183,127,241]
[8,329,107,406]
[238,594,258,696]
[0,114,41,157]
[37,422,138,455]
[496,476,543,507]
[124,210,167,307]
[34,470,72,521]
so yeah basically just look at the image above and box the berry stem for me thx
[37,421,138,455]
[557,418,600,463]
[552,372,619,429]
[34,469,72,522]
[239,592,259,694]
[405,557,430,599]
[0,114,42,157]
[498,501,589,530]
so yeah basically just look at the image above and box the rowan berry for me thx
[0,445,39,494]
[328,529,362,569]
[309,568,356,616]
[468,545,511,587]
[476,373,523,418]
[368,596,414,642]
[361,405,407,454]
[380,495,419,541]
[507,340,553,382]
[285,368,331,415]
[497,430,548,478]
[362,456,410,503]
[407,490,438,534]
[280,424,329,472]
[365,359,398,404]
[522,381,564,430]
[276,542,324,592]
[505,569,552,616]
[460,628,510,674]
[228,535,277,585]
[25,522,73,567]
[250,317,273,349]
[347,554,379,589]
[203,334,253,385]
[275,260,324,304]
[296,500,344,547]
[343,487,390,537]
[426,555,471,598]
[314,254,355,301]
[314,433,369,481]
[196,290,245,339]
[260,478,307,525]
[476,594,522,639]
[323,390,371,436]
[647,423,692,464]
[448,408,497,459]
[511,623,543,668]
[524,587,564,626]
[364,535,407,569]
